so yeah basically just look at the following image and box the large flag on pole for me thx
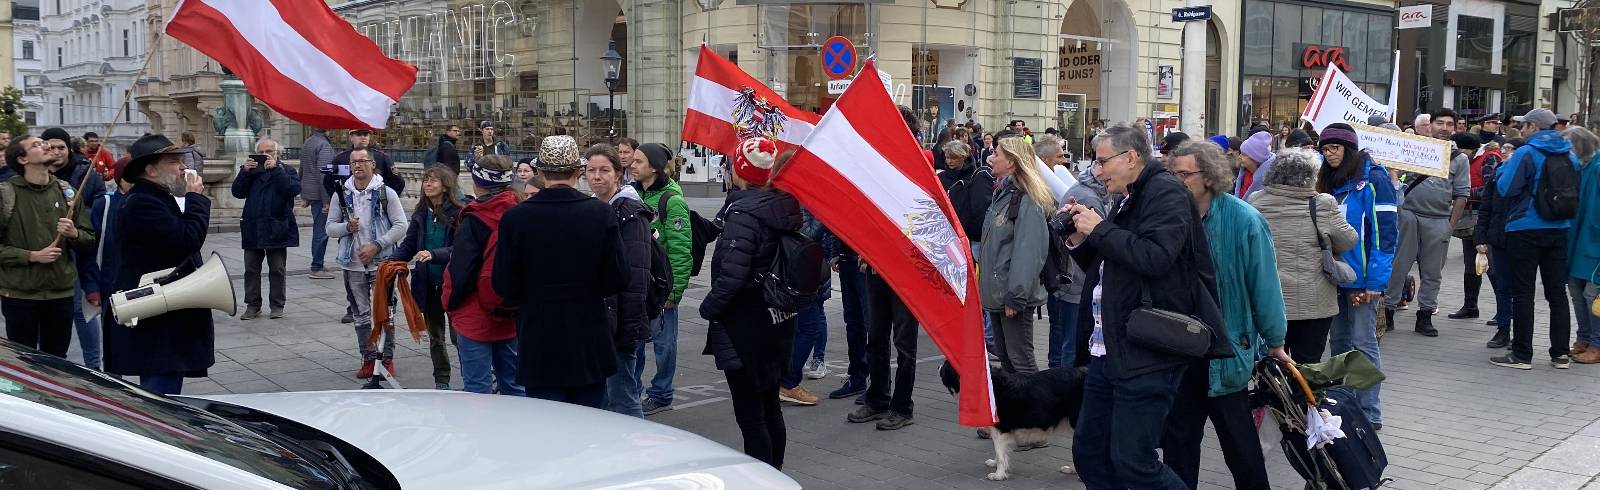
[684,46,822,156]
[775,61,996,427]
[165,0,417,130]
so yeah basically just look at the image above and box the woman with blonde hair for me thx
[979,135,1057,374]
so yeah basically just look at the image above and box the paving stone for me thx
[1528,435,1600,477]
[1490,467,1591,490]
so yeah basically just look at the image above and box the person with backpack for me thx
[1566,127,1600,364]
[777,208,832,406]
[1381,109,1472,337]
[493,136,627,407]
[326,148,411,381]
[700,136,803,469]
[629,142,692,415]
[440,155,522,395]
[1489,108,1582,370]
[978,136,1055,375]
[1161,141,1288,490]
[1450,132,1503,321]
[427,124,463,174]
[393,164,464,390]
[588,145,657,416]
[0,136,97,358]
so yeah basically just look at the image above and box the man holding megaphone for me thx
[102,134,215,395]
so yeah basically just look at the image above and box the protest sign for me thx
[1352,123,1450,178]
[1301,64,1391,131]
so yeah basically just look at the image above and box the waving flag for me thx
[774,61,995,427]
[684,46,821,156]
[165,0,417,130]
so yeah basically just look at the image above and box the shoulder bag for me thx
[1126,279,1217,358]
[1309,197,1358,285]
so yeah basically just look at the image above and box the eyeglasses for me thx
[351,159,376,164]
[1168,169,1201,179]
[28,140,48,149]
[1093,150,1132,167]
[1320,145,1343,153]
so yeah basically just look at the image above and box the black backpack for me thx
[1005,190,1071,293]
[625,206,674,322]
[1532,148,1581,221]
[657,190,723,276]
[761,230,829,313]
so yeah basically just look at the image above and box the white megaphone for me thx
[110,252,237,327]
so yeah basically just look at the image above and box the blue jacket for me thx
[1571,153,1600,283]
[1328,156,1399,293]
[1497,130,1577,233]
[231,163,301,250]
[1203,193,1287,397]
[88,191,124,299]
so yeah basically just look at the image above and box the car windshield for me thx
[0,342,340,488]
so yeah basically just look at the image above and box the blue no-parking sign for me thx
[820,36,856,81]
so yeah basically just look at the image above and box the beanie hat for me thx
[470,158,513,190]
[112,156,131,183]
[640,143,672,173]
[1285,129,1314,148]
[1319,123,1360,150]
[1450,132,1482,151]
[40,127,71,143]
[1241,131,1273,163]
[1228,136,1243,152]
[732,137,777,185]
[1208,135,1230,150]
[1160,132,1190,152]
[1367,114,1389,126]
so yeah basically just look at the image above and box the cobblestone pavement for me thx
[26,197,1600,489]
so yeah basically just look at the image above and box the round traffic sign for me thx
[820,36,856,81]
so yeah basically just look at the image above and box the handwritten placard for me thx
[1353,123,1450,178]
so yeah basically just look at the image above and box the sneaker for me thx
[828,380,867,399]
[308,271,336,280]
[805,358,830,380]
[1447,307,1479,319]
[382,358,396,377]
[976,428,991,439]
[1574,350,1600,364]
[1486,331,1510,349]
[434,382,451,390]
[341,313,354,324]
[1486,319,1497,326]
[1490,355,1532,370]
[269,308,284,319]
[356,357,376,379]
[847,406,888,423]
[239,307,260,320]
[778,386,819,405]
[875,412,914,431]
[1574,340,1591,355]
[642,398,672,415]
[1553,356,1572,369]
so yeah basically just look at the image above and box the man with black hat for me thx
[493,135,628,408]
[628,142,692,415]
[102,133,212,395]
[1476,114,1506,145]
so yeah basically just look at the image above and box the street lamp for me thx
[601,40,622,143]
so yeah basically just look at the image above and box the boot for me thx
[1447,306,1479,319]
[1414,310,1439,337]
[1383,306,1396,332]
[1573,340,1591,356]
[1486,330,1510,349]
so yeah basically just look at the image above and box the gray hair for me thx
[941,139,971,160]
[1033,136,1063,160]
[1093,125,1152,160]
[1164,141,1233,196]
[1566,126,1600,163]
[1263,148,1321,189]
[254,137,281,152]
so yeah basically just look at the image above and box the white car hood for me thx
[187,390,797,489]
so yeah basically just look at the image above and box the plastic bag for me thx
[1475,251,1490,276]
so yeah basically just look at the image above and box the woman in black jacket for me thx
[700,138,802,469]
[938,139,994,242]
[394,164,463,390]
[586,145,655,418]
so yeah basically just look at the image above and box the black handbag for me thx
[1125,285,1216,358]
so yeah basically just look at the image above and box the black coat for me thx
[231,163,301,250]
[939,163,996,241]
[435,134,462,174]
[1068,161,1227,380]
[53,154,106,205]
[393,200,459,309]
[492,186,627,388]
[103,180,214,377]
[606,194,655,353]
[700,189,802,390]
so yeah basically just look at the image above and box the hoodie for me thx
[326,176,409,272]
[1496,129,1577,233]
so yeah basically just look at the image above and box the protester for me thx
[941,139,994,242]
[300,128,338,280]
[82,132,115,178]
[0,132,13,182]
[1235,131,1274,197]
[1383,109,1472,337]
[465,121,511,170]
[179,132,205,172]
[326,148,410,380]
[393,164,463,390]
[1159,132,1190,162]
[103,134,210,395]
[778,209,832,406]
[231,138,300,320]
[1042,139,1105,370]
[430,124,463,173]
[630,142,692,415]
[326,129,404,198]
[1489,108,1579,370]
[1064,125,1227,488]
[587,145,654,416]
[1250,149,1359,363]
[1450,133,1500,321]
[0,136,96,358]
[1162,141,1286,490]
[437,155,523,395]
[1317,123,1397,427]
[89,158,132,360]
[1475,134,1516,349]
[827,237,871,401]
[700,137,802,468]
[1478,114,1506,145]
[494,135,627,407]
[980,137,1055,374]
[41,128,108,367]
[1567,126,1600,363]
[513,159,543,196]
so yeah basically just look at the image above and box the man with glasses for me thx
[1476,114,1505,145]
[325,129,403,324]
[232,138,300,320]
[1382,109,1471,338]
[327,148,409,381]
[41,128,107,370]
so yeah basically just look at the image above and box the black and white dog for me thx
[940,361,1087,481]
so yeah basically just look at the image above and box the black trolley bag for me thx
[1252,357,1389,490]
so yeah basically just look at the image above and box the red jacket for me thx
[85,147,115,179]
[443,191,519,342]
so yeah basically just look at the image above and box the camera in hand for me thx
[247,154,269,171]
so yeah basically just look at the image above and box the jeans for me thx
[1506,229,1571,361]
[1283,317,1334,364]
[1576,281,1600,344]
[421,287,451,385]
[72,288,102,370]
[633,307,678,404]
[1,297,75,357]
[344,270,394,359]
[526,382,605,409]
[838,257,870,386]
[865,274,917,415]
[1490,246,1513,335]
[243,248,288,310]
[605,347,643,417]
[727,367,785,469]
[309,200,329,272]
[1163,360,1272,490]
[782,299,827,389]
[1072,357,1188,490]
[457,336,523,396]
[139,374,185,395]
[1329,290,1382,424]
[988,310,1038,374]
[1046,298,1079,369]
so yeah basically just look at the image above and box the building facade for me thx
[12,1,44,127]
[36,0,149,148]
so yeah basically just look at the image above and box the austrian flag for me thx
[165,0,417,130]
[684,46,821,156]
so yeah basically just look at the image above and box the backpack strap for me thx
[1403,175,1428,196]
[655,189,678,224]
[1004,187,1022,221]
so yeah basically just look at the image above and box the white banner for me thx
[1353,123,1451,178]
[1301,64,1392,131]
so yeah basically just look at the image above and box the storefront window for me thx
[1456,15,1495,74]
[761,4,871,115]
[1503,15,1537,116]
[1240,0,1391,133]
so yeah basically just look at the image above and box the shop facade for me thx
[1239,0,1396,135]
[1404,0,1541,121]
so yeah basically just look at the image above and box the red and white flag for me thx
[775,61,996,427]
[165,0,417,130]
[684,46,821,155]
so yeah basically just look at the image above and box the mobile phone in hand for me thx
[248,154,268,170]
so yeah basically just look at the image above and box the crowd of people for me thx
[1,99,1597,487]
